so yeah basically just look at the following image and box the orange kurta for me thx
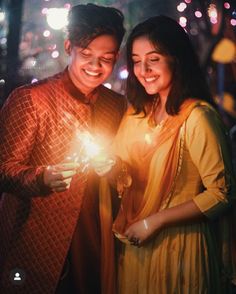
[0,68,126,294]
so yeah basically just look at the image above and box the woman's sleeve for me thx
[0,87,50,197]
[186,105,235,219]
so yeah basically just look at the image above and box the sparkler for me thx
[65,130,114,173]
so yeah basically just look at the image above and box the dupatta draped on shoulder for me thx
[113,98,202,233]
[99,98,204,294]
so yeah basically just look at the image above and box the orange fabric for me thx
[0,69,126,294]
[100,99,236,293]
[113,99,199,234]
[99,98,202,294]
[99,177,117,294]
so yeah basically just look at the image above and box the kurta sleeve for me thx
[185,105,234,219]
[0,87,50,197]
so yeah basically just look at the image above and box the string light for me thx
[64,3,71,9]
[0,79,5,85]
[51,50,59,58]
[41,8,48,15]
[43,30,51,37]
[224,2,230,9]
[208,4,218,24]
[195,10,202,18]
[230,19,236,26]
[0,11,5,22]
[179,16,187,27]
[119,68,129,79]
[46,8,69,30]
[0,37,7,45]
[177,2,187,12]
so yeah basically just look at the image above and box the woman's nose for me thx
[140,61,150,75]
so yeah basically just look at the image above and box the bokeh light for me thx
[43,30,51,37]
[0,11,5,22]
[46,8,69,30]
[177,3,187,12]
[119,68,129,79]
[195,10,202,18]
[179,16,187,27]
[224,2,230,9]
[51,50,59,58]
[230,19,236,26]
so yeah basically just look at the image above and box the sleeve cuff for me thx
[36,166,52,196]
[193,191,230,219]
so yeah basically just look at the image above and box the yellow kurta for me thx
[112,104,235,294]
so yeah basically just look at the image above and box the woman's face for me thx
[132,36,173,98]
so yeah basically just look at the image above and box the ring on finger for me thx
[130,237,140,246]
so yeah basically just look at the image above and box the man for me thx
[0,4,126,293]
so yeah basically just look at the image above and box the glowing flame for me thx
[78,131,102,159]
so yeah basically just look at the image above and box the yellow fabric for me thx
[113,99,203,234]
[101,100,235,294]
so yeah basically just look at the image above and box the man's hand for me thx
[43,162,79,192]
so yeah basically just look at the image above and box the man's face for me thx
[65,35,119,95]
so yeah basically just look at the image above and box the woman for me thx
[98,15,236,294]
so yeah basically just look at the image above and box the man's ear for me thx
[64,39,72,55]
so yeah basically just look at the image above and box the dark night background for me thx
[0,0,235,128]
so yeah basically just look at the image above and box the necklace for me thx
[147,97,168,128]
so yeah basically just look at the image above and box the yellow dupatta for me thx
[99,98,205,294]
[113,98,200,234]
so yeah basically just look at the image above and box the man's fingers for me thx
[50,170,76,181]
[52,186,69,193]
[44,164,78,188]
[50,180,68,189]
[61,170,76,179]
[55,163,80,171]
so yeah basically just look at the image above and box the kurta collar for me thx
[62,67,98,105]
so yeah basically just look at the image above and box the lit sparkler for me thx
[65,130,113,173]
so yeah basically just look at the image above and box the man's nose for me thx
[89,57,101,68]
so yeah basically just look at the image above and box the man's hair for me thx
[67,3,125,49]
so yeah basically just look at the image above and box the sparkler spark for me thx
[65,130,110,173]
[77,131,102,159]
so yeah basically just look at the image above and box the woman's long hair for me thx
[126,15,213,116]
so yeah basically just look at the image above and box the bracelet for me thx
[143,219,148,230]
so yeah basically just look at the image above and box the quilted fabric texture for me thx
[0,68,126,293]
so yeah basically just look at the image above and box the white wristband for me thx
[143,219,148,230]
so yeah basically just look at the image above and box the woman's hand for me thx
[43,162,79,192]
[92,155,116,177]
[125,213,164,246]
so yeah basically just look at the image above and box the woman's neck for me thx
[147,95,169,127]
[154,96,168,125]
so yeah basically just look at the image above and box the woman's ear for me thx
[64,39,72,55]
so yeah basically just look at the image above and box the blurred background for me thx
[0,0,235,129]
